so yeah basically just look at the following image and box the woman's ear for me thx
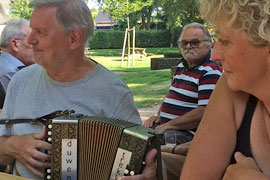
[69,29,83,49]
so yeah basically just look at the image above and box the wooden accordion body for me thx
[44,113,161,180]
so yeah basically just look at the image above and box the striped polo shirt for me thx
[159,51,223,127]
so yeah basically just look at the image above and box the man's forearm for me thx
[156,106,206,131]
[0,136,15,165]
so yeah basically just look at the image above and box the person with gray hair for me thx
[0,18,35,109]
[120,0,270,179]
[0,0,141,179]
[144,22,222,146]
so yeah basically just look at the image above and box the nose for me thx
[185,42,192,49]
[211,42,224,65]
[27,31,37,45]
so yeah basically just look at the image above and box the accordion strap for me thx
[0,110,74,125]
[155,133,163,180]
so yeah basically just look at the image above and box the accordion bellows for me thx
[44,113,160,180]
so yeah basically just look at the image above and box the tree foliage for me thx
[159,0,204,43]
[9,0,33,19]
[91,8,99,20]
[9,0,90,20]
[98,0,153,21]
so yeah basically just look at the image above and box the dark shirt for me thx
[0,83,5,108]
[0,65,25,108]
[231,95,258,163]
[158,51,223,129]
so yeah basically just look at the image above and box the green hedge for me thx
[88,30,171,49]
[164,52,182,58]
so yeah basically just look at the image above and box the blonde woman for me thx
[181,0,270,179]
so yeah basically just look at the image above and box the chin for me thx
[227,78,243,92]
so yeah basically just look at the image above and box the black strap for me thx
[0,110,74,125]
[155,132,163,180]
[231,95,258,163]
[0,83,5,109]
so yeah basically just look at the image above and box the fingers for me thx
[144,149,157,165]
[144,116,157,128]
[32,126,46,140]
[154,117,160,124]
[234,151,245,163]
[25,163,45,178]
[27,156,51,168]
[9,128,51,178]
[31,148,51,162]
[117,149,158,180]
[117,175,144,180]
[161,145,173,153]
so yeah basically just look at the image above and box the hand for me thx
[7,126,51,178]
[161,141,190,156]
[222,152,269,180]
[144,116,160,128]
[117,149,157,180]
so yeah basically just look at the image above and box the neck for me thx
[187,61,197,68]
[250,79,270,115]
[2,48,15,56]
[47,55,96,82]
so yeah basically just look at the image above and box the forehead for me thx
[30,6,59,30]
[181,27,204,40]
[215,22,241,40]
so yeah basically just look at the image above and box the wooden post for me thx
[127,18,131,67]
[121,28,128,67]
[132,27,135,66]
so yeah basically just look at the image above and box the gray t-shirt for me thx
[0,63,141,179]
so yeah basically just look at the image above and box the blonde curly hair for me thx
[199,0,270,46]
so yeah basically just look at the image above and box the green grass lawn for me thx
[88,47,179,56]
[89,48,173,108]
[119,70,170,108]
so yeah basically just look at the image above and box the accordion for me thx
[43,111,162,180]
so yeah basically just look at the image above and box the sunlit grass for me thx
[89,48,174,108]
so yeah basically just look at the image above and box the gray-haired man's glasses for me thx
[178,39,209,48]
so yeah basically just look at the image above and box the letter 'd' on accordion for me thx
[44,113,161,180]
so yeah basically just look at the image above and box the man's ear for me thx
[69,29,83,49]
[10,39,19,52]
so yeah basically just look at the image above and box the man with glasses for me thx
[144,22,223,146]
[0,18,35,109]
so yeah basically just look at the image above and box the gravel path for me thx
[137,103,160,123]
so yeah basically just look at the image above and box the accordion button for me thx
[47,169,51,173]
[142,161,146,165]
[48,131,52,136]
[48,124,52,129]
[47,175,51,179]
[48,137,52,142]
[124,169,129,175]
[130,171,135,176]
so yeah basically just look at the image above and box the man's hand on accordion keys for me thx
[7,126,51,178]
[117,149,158,180]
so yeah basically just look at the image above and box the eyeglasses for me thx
[178,39,209,48]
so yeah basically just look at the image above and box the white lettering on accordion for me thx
[109,148,132,180]
[62,139,77,180]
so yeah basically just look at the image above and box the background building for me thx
[94,11,114,30]
[0,1,10,35]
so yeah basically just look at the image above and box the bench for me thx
[131,47,147,57]
[84,47,91,57]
